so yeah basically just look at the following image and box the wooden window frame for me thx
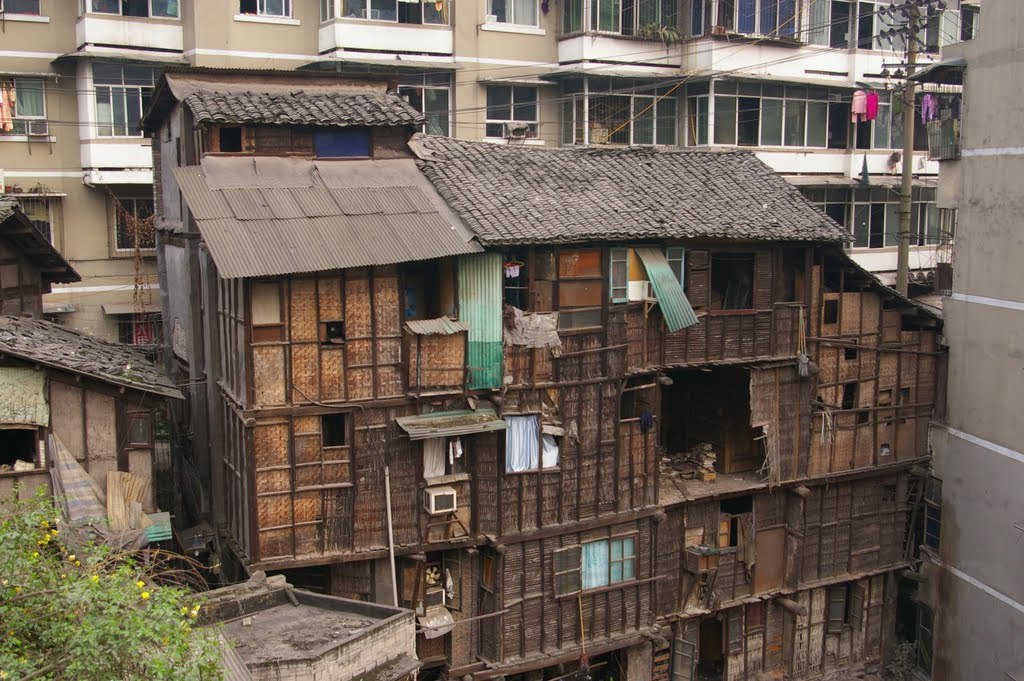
[125,411,153,449]
[481,553,498,592]
[609,246,629,303]
[666,245,685,286]
[924,476,942,550]
[708,252,756,312]
[553,545,582,596]
[727,608,744,653]
[250,280,285,343]
[745,601,764,632]
[608,534,637,584]
[826,583,864,633]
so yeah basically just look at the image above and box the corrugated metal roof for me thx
[396,406,506,440]
[635,247,699,332]
[404,317,470,335]
[174,158,481,279]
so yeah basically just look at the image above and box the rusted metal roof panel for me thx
[396,406,506,440]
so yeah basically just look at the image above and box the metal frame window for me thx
[609,247,629,303]
[850,186,937,249]
[17,198,54,244]
[562,78,677,146]
[924,476,941,550]
[399,75,451,136]
[118,313,161,346]
[487,0,538,26]
[485,86,538,138]
[113,196,155,252]
[716,0,796,37]
[0,78,46,137]
[93,63,156,137]
[666,246,685,285]
[335,0,446,23]
[239,0,291,17]
[553,536,637,596]
[561,0,677,35]
[88,0,179,17]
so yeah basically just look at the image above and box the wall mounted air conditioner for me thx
[503,122,531,139]
[424,586,446,608]
[26,120,49,137]
[424,486,457,515]
[628,280,656,302]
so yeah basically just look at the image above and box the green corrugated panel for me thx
[635,247,699,332]
[458,252,503,389]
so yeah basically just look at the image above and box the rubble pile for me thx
[661,442,718,482]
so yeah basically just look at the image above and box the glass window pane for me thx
[737,96,759,146]
[153,0,180,16]
[873,103,890,149]
[885,203,900,247]
[513,87,537,121]
[562,99,575,144]
[853,204,870,247]
[487,0,507,21]
[582,540,610,589]
[424,88,449,136]
[622,556,635,579]
[14,80,44,118]
[126,92,143,135]
[761,98,782,145]
[423,0,445,23]
[656,95,676,145]
[343,0,366,17]
[370,0,396,20]
[784,99,806,146]
[806,100,827,147]
[634,100,655,145]
[92,0,120,12]
[512,0,537,24]
[611,539,623,560]
[623,537,635,557]
[714,96,736,145]
[112,88,128,136]
[610,562,623,583]
[124,65,155,87]
[93,63,123,85]
[591,0,619,32]
[487,86,512,121]
[563,0,582,32]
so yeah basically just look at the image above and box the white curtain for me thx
[423,438,446,479]
[582,540,609,590]
[541,434,560,469]
[505,416,539,473]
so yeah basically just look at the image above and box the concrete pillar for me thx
[626,641,653,681]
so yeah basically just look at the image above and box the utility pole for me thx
[896,1,920,297]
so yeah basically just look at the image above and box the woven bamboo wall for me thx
[247,267,404,409]
[499,519,654,661]
[406,332,466,391]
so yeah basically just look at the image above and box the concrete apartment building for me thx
[912,3,1024,681]
[0,0,978,342]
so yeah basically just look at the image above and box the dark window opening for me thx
[827,101,849,149]
[127,412,153,447]
[323,320,345,343]
[402,259,448,320]
[240,0,258,12]
[778,248,804,303]
[899,387,911,404]
[737,97,760,146]
[698,618,725,679]
[844,346,858,360]
[830,0,850,48]
[824,299,839,324]
[322,413,349,447]
[219,126,243,152]
[0,428,38,469]
[841,382,857,410]
[123,0,149,16]
[621,376,654,420]
[503,249,529,309]
[857,411,870,424]
[720,495,753,516]
[745,602,764,631]
[709,253,754,310]
[856,1,874,48]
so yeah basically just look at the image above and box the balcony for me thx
[318,18,453,56]
[76,13,183,52]
[927,118,961,161]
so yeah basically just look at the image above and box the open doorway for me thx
[697,618,724,680]
[660,367,763,476]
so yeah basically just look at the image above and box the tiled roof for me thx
[0,316,181,399]
[183,90,425,128]
[413,136,851,245]
[174,157,481,279]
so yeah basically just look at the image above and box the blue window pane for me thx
[610,562,622,582]
[622,557,635,580]
[582,540,609,590]
[737,0,755,33]
[622,537,635,558]
[315,129,370,157]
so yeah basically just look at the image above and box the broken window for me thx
[481,553,497,590]
[720,496,753,549]
[924,477,942,550]
[916,603,934,674]
[671,629,696,681]
[709,253,754,310]
[826,582,864,633]
[610,247,629,303]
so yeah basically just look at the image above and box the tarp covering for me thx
[0,367,48,426]
[396,406,506,441]
[634,247,699,332]
[504,308,563,355]
[404,317,470,336]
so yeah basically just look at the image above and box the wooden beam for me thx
[774,596,807,617]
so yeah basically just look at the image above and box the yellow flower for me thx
[60,574,66,579]
[180,606,189,615]
[67,554,75,562]
[0,579,7,586]
[31,551,39,558]
[90,575,100,583]
[50,529,58,536]
[74,561,81,567]
[40,520,49,528]
[136,580,145,589]
[140,591,151,600]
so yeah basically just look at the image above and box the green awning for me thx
[396,406,507,441]
[634,247,699,332]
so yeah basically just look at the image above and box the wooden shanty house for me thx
[144,70,942,681]
[0,199,182,544]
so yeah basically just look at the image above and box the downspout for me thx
[385,464,399,607]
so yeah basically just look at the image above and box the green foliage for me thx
[0,489,223,680]
[636,23,684,46]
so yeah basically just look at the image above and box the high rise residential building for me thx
[912,2,1023,680]
[0,1,979,342]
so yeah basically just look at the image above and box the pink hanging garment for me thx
[851,90,867,123]
[0,85,13,132]
[865,91,879,121]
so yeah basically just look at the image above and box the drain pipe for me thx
[384,465,399,607]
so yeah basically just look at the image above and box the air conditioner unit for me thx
[424,485,457,515]
[25,120,49,137]
[424,586,446,608]
[628,280,656,302]
[503,122,531,139]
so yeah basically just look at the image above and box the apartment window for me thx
[94,63,156,137]
[4,0,40,13]
[799,186,850,229]
[114,197,155,251]
[924,476,941,550]
[826,582,864,633]
[16,198,53,244]
[916,604,934,674]
[339,0,444,22]
[399,75,451,135]
[561,0,675,36]
[717,0,796,37]
[89,0,179,16]
[487,0,537,26]
[239,0,291,16]
[485,86,538,138]
[117,313,161,345]
[320,0,334,19]
[712,81,845,148]
[961,4,979,41]
[851,186,936,249]
[563,79,677,146]
[0,78,46,137]
[505,415,559,472]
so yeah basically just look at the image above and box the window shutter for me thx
[671,635,696,681]
[826,586,847,633]
[554,545,582,596]
[727,608,744,653]
[849,583,865,630]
